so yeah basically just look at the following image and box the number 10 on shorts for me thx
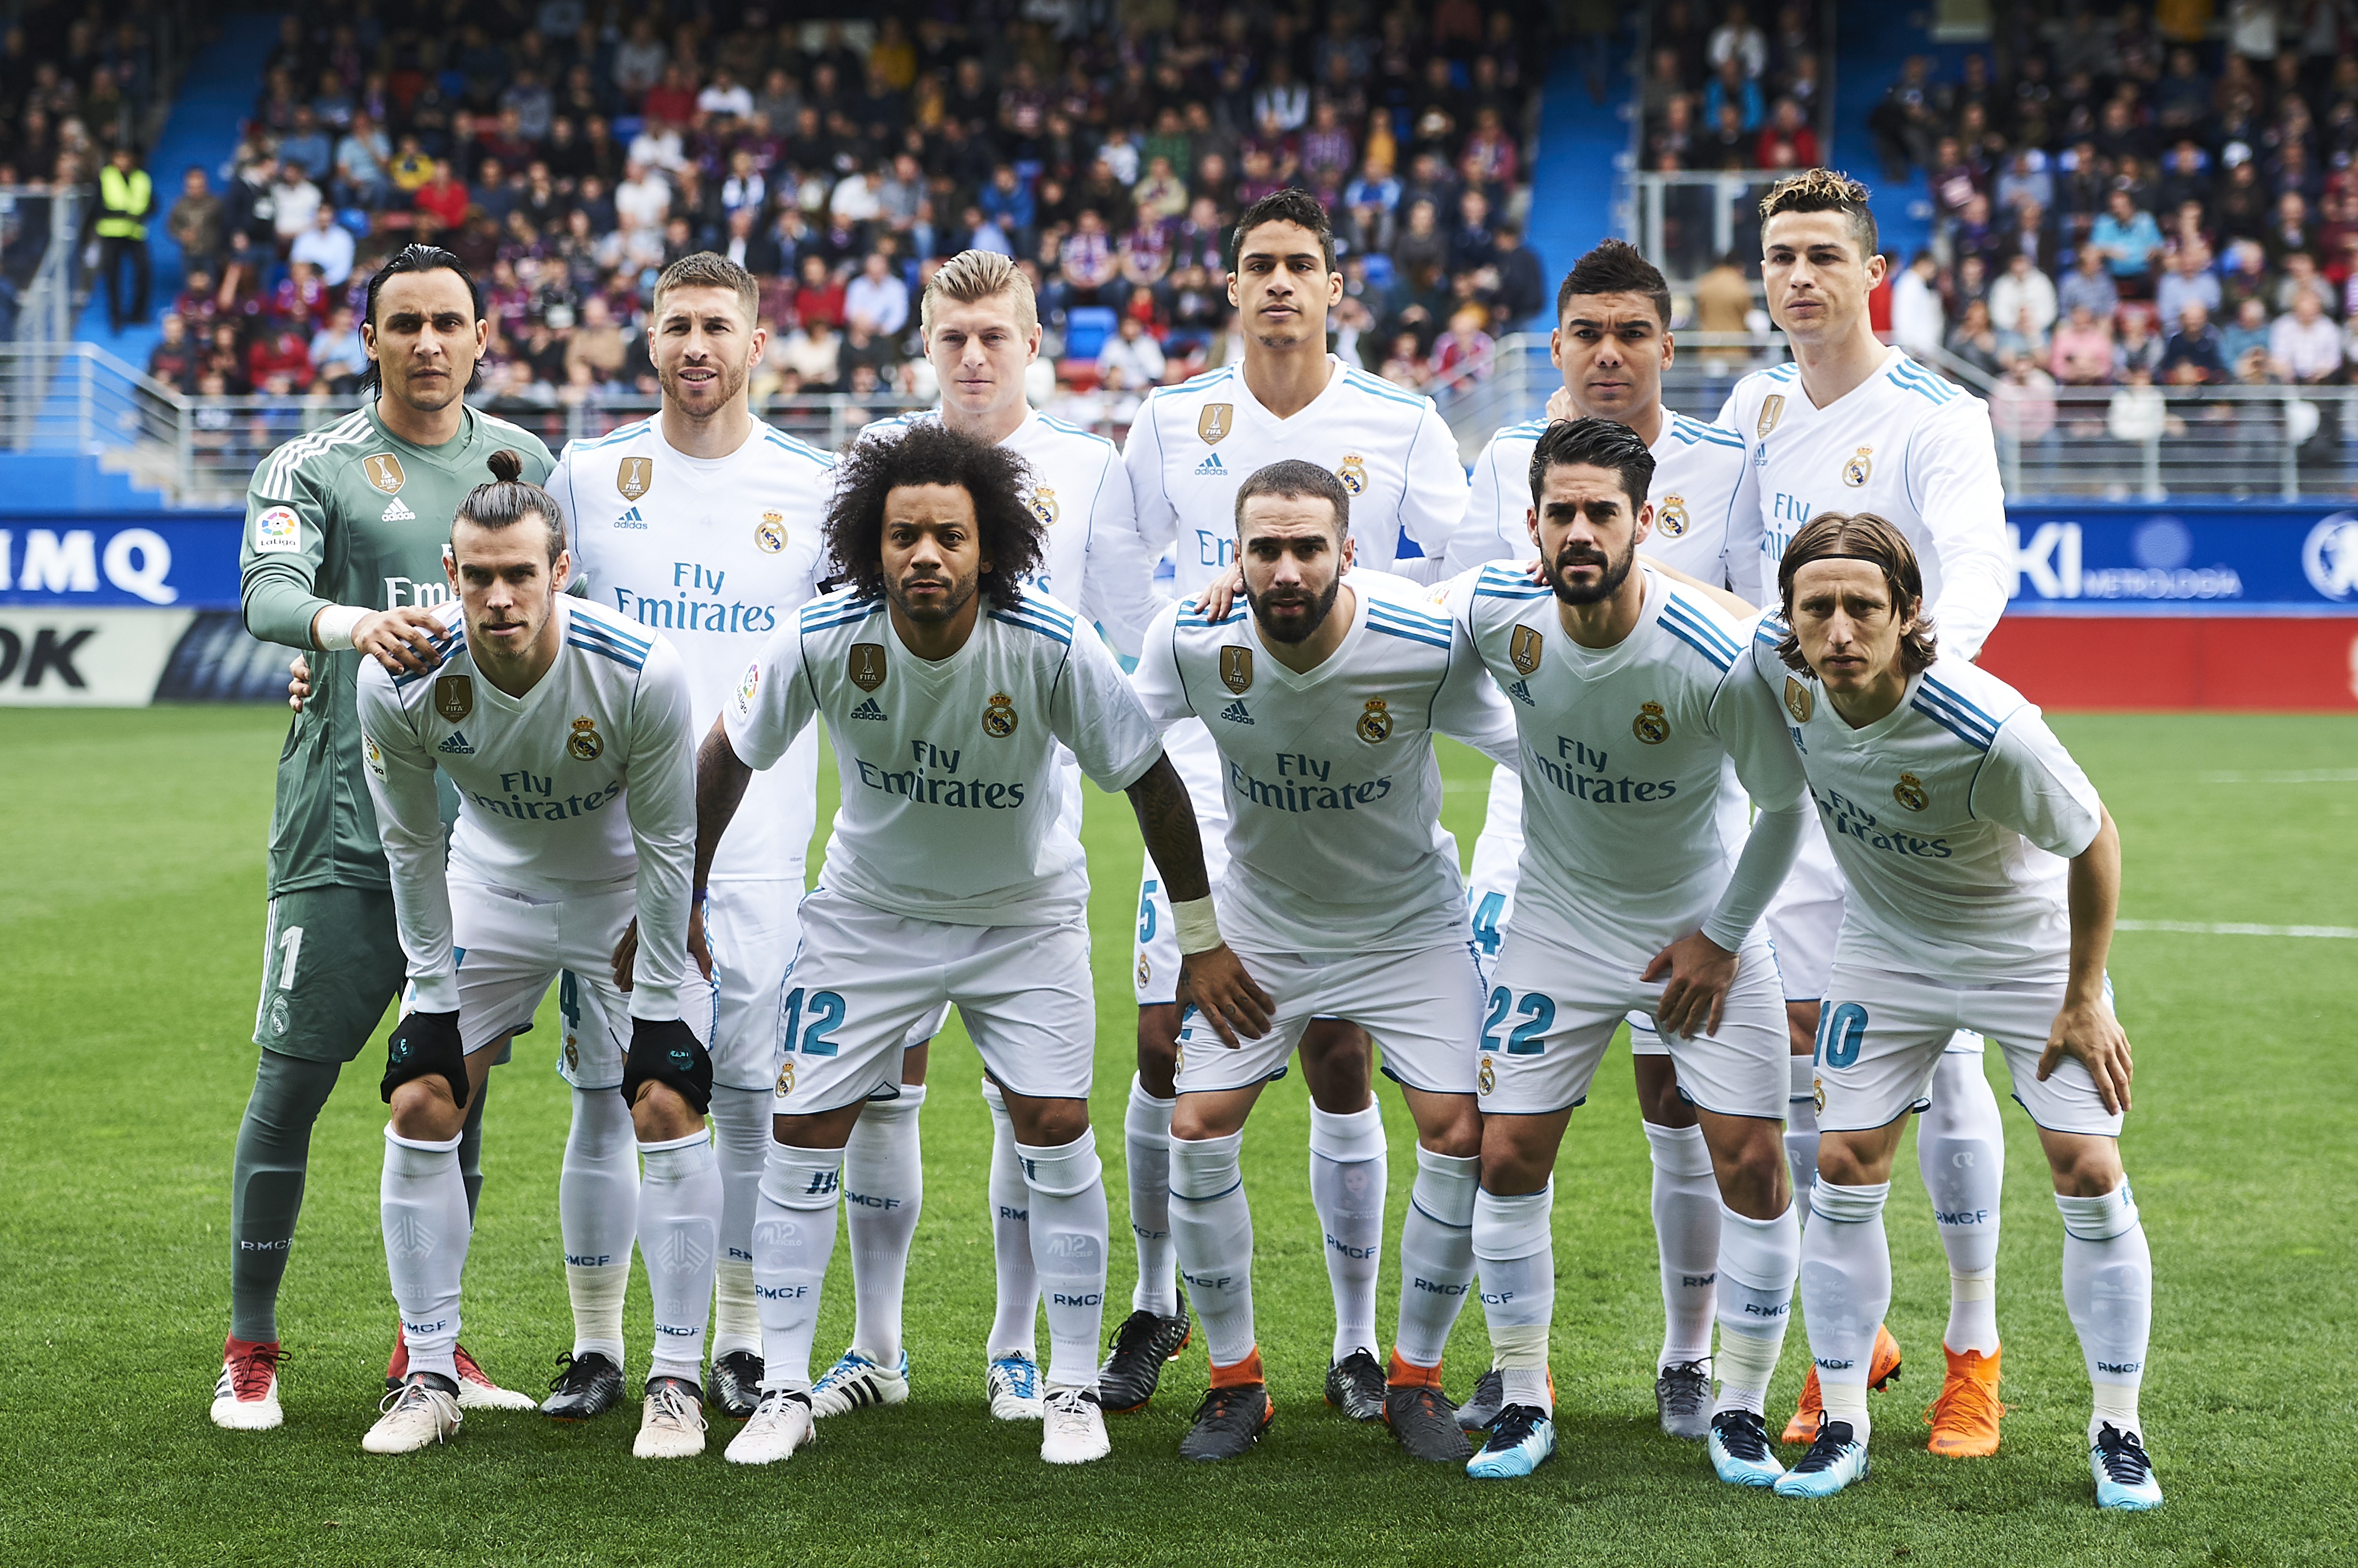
[1815,1001,1867,1068]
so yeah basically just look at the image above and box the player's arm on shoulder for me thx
[1076,460,1171,659]
[1125,601,1196,728]
[1432,615,1520,768]
[1910,398,2012,661]
[1390,402,1472,585]
[614,636,702,1007]
[355,666,461,1010]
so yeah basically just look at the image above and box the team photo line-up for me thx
[214,172,2159,1508]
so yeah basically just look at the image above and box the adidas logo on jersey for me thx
[1507,679,1534,706]
[437,730,475,755]
[1219,699,1253,724]
[849,697,887,721]
[1193,453,1227,475]
[381,496,416,522]
[614,507,647,529]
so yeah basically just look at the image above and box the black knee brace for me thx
[380,1009,469,1108]
[622,1016,714,1116]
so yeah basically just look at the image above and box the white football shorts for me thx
[702,879,803,1092]
[1811,964,2124,1137]
[1762,814,1845,1006]
[1475,905,1787,1120]
[1172,938,1485,1097]
[1134,719,1233,1006]
[426,877,715,1085]
[1464,767,1710,1062]
[772,885,1096,1114]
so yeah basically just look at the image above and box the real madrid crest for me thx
[1030,486,1060,528]
[618,456,654,500]
[1633,700,1670,745]
[363,453,406,495]
[564,1038,580,1074]
[1136,954,1152,988]
[1812,1075,1825,1114]
[1757,394,1785,437]
[1336,453,1368,495]
[1356,698,1392,744]
[434,675,473,721]
[1478,1055,1495,1096]
[983,691,1018,738]
[775,1057,795,1098]
[1220,646,1254,694]
[755,511,787,553]
[568,716,605,760]
[1843,445,1874,487]
[848,644,887,692]
[1784,677,1813,723]
[1657,493,1689,538]
[1198,404,1232,445]
[1893,772,1930,812]
[1510,624,1543,677]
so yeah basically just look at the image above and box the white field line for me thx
[2194,770,2358,784]
[2117,920,2358,939]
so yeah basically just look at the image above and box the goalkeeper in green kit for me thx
[212,245,556,1430]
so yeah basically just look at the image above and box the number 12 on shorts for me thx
[779,987,847,1056]
[1815,1001,1867,1068]
[1483,987,1556,1054]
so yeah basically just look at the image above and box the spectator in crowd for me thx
[2160,300,2229,385]
[1989,352,2059,447]
[2051,301,2117,385]
[2058,244,2120,322]
[166,166,223,275]
[1988,249,2058,342]
[95,143,154,332]
[2271,289,2345,383]
[1946,297,2003,379]
[290,206,354,288]
[1096,313,1167,389]
[2091,188,2166,296]
[1892,250,1945,357]
[148,312,197,391]
[2219,296,2275,368]
[2154,244,2222,329]
[843,250,910,340]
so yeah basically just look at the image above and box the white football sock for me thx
[638,1129,722,1385]
[842,1086,924,1362]
[1393,1146,1480,1369]
[381,1127,470,1384]
[1785,1054,1819,1225]
[981,1081,1038,1357]
[1169,1130,1256,1369]
[1473,1182,1554,1414]
[1924,1043,2005,1354]
[1017,1129,1110,1390]
[1712,1199,1800,1417]
[1799,1179,1891,1442]
[1308,1101,1387,1361]
[1644,1120,1721,1369]
[559,1087,637,1364]
[2057,1180,2151,1443]
[707,1085,769,1361]
[1122,1075,1179,1317]
[751,1140,843,1394]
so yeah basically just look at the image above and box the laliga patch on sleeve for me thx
[363,731,387,780]
[253,506,302,553]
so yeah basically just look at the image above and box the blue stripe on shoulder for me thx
[568,633,645,671]
[572,613,653,653]
[1475,585,1551,599]
[1038,415,1115,448]
[1176,608,1248,629]
[1343,369,1428,410]
[761,429,836,468]
[1918,673,2001,729]
[1910,697,1993,751]
[570,419,653,451]
[1367,619,1452,650]
[392,641,461,689]
[1672,414,1745,448]
[990,609,1074,646]
[1660,597,1741,658]
[1660,618,1735,672]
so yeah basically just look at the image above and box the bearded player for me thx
[1109,189,1470,1419]
[215,245,550,1430]
[1435,239,1760,1440]
[810,250,1166,1426]
[544,252,837,1424]
[1720,169,2018,1454]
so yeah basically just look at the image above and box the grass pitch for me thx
[1,706,2353,1567]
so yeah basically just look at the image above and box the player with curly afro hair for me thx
[824,419,1048,616]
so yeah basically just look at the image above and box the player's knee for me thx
[387,1075,465,1141]
[621,1017,713,1118]
[1012,1099,1091,1151]
[628,1077,702,1142]
[1477,1121,1555,1195]
[381,1008,469,1135]
[1785,1001,1819,1058]
[1135,1004,1180,1093]
[1299,1020,1372,1110]
[2046,1136,2124,1198]
[1814,1132,1894,1189]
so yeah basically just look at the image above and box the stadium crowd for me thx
[135,3,1553,417]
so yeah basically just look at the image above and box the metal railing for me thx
[2,187,88,345]
[1630,172,1785,290]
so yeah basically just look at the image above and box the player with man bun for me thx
[1719,169,2018,1455]
[215,245,551,1431]
[354,456,715,1457]
[1751,512,2159,1511]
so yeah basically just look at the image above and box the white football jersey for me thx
[357,597,698,1015]
[860,406,1167,656]
[553,415,835,886]
[1124,356,1470,597]
[1745,618,2102,985]
[725,587,1164,927]
[1446,409,1757,590]
[1719,347,2012,657]
[1131,571,1518,956]
[1446,564,1809,970]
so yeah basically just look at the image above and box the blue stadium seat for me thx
[1064,306,1117,362]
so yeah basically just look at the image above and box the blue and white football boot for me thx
[1707,1409,1786,1485]
[1465,1404,1556,1478]
[2091,1423,2165,1510]
[1772,1419,1870,1498]
[809,1347,910,1417]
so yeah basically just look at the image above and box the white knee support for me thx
[1170,1132,1244,1203]
[1017,1128,1104,1197]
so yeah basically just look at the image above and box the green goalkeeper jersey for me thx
[241,400,556,896]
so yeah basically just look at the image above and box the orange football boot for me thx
[1925,1345,2006,1457]
[1782,1323,1904,1444]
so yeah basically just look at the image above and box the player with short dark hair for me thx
[354,457,712,1456]
[703,422,1260,1468]
[1749,512,2159,1511]
[215,244,552,1431]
